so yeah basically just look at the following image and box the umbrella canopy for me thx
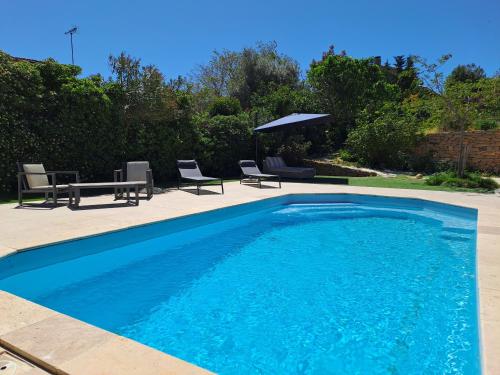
[254,113,332,133]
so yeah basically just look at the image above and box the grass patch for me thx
[316,175,497,193]
[0,195,43,204]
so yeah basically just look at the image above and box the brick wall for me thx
[415,130,500,173]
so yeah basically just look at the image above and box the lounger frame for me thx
[238,160,281,188]
[176,160,224,195]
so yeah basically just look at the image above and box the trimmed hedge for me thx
[0,52,250,192]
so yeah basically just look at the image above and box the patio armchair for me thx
[17,162,79,206]
[114,161,154,200]
[263,156,316,179]
[176,160,224,195]
[238,160,281,188]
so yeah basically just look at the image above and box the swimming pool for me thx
[0,194,480,374]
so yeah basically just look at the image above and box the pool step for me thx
[440,226,475,242]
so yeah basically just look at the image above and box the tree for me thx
[394,55,405,73]
[414,54,471,176]
[447,64,486,84]
[194,50,240,96]
[307,52,400,145]
[208,97,242,117]
[194,42,300,109]
[107,52,199,179]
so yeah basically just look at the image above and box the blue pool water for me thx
[0,195,480,374]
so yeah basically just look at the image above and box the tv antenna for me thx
[64,26,78,65]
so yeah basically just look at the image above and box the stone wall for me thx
[302,159,377,177]
[415,130,500,173]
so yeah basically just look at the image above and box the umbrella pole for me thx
[255,132,258,164]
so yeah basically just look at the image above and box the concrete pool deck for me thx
[0,181,499,374]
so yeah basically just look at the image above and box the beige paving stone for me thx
[478,264,500,291]
[478,225,500,235]
[23,368,52,375]
[480,288,500,322]
[0,247,15,259]
[477,234,500,266]
[0,292,58,336]
[0,314,110,366]
[481,319,500,375]
[60,335,214,375]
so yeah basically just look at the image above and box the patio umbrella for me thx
[253,113,332,160]
[254,113,332,133]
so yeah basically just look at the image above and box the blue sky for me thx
[1,0,499,79]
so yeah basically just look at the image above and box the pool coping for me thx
[1,184,499,374]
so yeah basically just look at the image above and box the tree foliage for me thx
[447,64,486,85]
[346,104,421,168]
[1,43,498,192]
[208,96,242,117]
[307,51,401,144]
[194,42,300,109]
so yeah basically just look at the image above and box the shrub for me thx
[346,105,420,169]
[474,119,498,131]
[277,135,311,166]
[338,148,355,162]
[426,171,498,191]
[197,113,253,177]
[208,97,242,117]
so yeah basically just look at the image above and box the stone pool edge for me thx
[1,188,499,374]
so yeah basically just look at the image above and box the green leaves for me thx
[346,104,421,168]
[307,54,399,144]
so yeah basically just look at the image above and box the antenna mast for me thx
[64,26,78,65]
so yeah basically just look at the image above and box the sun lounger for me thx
[263,156,316,179]
[238,160,281,188]
[176,160,224,195]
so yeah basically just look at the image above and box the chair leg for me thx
[75,188,81,208]
[18,177,23,206]
[53,190,57,206]
[197,184,200,195]
[221,179,224,194]
[279,177,282,188]
[259,178,262,189]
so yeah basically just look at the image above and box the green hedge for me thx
[0,52,252,192]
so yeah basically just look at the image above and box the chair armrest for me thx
[47,170,80,183]
[18,172,55,176]
[46,170,79,174]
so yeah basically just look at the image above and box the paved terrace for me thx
[0,181,499,374]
